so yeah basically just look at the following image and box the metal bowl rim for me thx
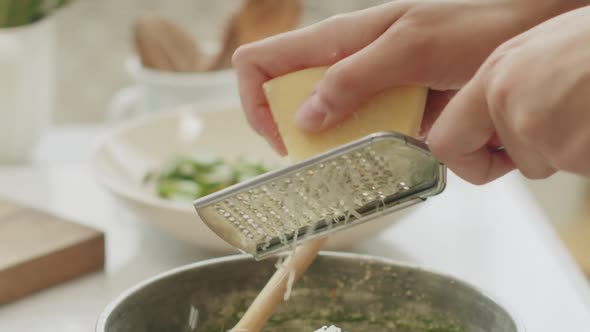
[95,251,526,332]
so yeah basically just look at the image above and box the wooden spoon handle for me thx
[134,14,201,72]
[232,237,327,332]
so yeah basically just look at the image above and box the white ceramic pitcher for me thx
[0,18,55,163]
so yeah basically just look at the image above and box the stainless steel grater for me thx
[193,132,446,260]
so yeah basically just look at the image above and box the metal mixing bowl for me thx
[97,252,525,332]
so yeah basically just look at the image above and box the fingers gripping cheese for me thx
[263,67,428,161]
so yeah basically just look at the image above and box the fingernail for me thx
[294,93,327,132]
[268,139,286,156]
[270,130,288,156]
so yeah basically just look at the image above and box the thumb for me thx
[293,63,374,132]
[294,21,423,132]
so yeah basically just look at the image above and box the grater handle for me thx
[232,237,327,332]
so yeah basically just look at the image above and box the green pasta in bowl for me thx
[97,253,524,332]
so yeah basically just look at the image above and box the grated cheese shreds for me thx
[283,263,296,301]
[314,325,344,332]
[188,305,198,330]
[273,251,297,301]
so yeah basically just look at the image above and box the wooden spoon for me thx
[209,0,302,70]
[232,237,327,332]
[134,14,202,72]
[234,0,303,44]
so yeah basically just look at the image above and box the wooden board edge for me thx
[0,233,105,305]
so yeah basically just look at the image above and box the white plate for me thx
[92,102,415,254]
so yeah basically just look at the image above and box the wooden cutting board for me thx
[0,199,105,305]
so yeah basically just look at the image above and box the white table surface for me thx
[0,125,589,332]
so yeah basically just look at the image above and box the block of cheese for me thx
[263,67,428,161]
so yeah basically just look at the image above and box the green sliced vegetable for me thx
[145,154,272,202]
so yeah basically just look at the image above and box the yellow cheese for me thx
[263,67,428,161]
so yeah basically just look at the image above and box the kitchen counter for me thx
[0,125,589,331]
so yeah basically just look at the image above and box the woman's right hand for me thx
[427,5,590,184]
[232,0,583,155]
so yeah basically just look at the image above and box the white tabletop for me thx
[0,125,589,332]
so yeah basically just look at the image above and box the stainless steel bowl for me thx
[97,252,524,332]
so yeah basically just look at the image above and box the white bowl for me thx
[92,102,415,253]
[109,54,238,120]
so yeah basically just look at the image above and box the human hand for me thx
[428,6,590,184]
[232,0,582,155]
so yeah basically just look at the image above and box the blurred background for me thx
[53,0,388,122]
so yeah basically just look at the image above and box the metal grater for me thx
[193,132,446,260]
